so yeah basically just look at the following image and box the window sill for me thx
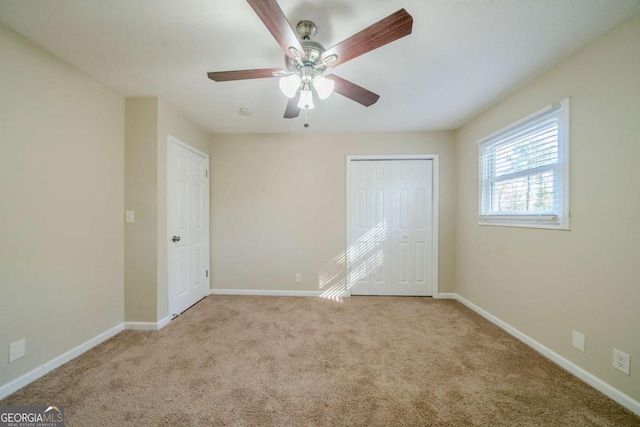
[477,215,569,230]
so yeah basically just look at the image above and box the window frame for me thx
[477,98,570,230]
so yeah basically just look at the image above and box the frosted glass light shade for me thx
[313,75,335,100]
[297,89,315,109]
[279,74,301,98]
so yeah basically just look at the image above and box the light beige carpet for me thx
[2,296,639,426]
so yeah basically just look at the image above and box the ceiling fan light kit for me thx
[279,73,301,98]
[297,86,314,110]
[313,75,335,100]
[207,0,413,122]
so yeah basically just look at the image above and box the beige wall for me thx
[0,24,125,385]
[125,97,211,323]
[454,14,640,400]
[210,132,455,294]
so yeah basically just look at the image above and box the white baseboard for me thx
[435,292,458,299]
[124,316,171,331]
[0,323,124,400]
[454,294,640,416]
[210,289,324,297]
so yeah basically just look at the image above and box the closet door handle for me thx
[172,236,181,243]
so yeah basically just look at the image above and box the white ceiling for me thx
[1,0,639,134]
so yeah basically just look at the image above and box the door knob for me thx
[172,236,181,242]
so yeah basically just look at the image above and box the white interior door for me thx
[349,159,433,296]
[168,137,209,316]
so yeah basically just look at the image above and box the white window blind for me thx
[477,99,570,230]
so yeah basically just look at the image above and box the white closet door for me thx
[349,159,432,296]
[368,161,392,294]
[389,160,433,296]
[348,161,372,295]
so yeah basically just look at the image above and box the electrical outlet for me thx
[612,349,630,375]
[295,273,302,283]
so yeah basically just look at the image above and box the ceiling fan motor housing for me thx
[285,21,327,78]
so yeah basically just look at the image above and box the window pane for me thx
[491,121,559,178]
[491,170,555,212]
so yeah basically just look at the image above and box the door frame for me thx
[345,154,439,297]
[167,135,210,317]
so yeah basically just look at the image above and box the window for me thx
[478,98,570,229]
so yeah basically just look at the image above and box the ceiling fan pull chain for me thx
[304,108,309,128]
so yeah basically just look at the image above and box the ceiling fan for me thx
[207,0,413,120]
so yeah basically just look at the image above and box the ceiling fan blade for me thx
[321,9,413,67]
[247,0,305,59]
[207,68,283,82]
[284,93,301,118]
[326,74,380,107]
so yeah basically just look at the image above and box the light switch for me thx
[9,339,25,362]
[125,210,135,223]
[572,330,586,352]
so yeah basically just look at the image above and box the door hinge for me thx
[206,170,208,178]
[206,270,209,278]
